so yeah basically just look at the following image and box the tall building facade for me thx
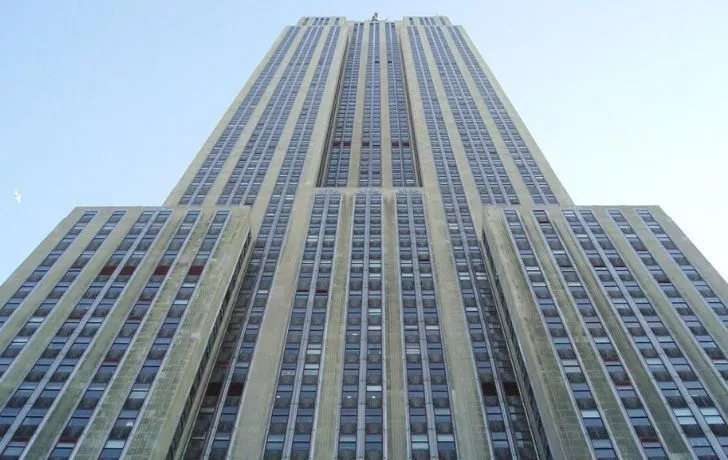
[1,14,727,460]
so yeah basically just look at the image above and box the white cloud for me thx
[13,189,21,204]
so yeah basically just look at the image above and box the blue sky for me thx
[1,1,727,283]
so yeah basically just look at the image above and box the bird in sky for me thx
[13,189,21,204]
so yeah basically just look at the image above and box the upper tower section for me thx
[167,15,572,209]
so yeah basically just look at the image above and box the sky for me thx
[1,1,727,284]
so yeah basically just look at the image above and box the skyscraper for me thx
[1,13,727,459]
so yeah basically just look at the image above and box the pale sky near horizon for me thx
[1,1,727,284]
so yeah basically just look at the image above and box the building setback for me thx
[1,14,727,460]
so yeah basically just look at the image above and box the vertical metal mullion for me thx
[356,194,369,458]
